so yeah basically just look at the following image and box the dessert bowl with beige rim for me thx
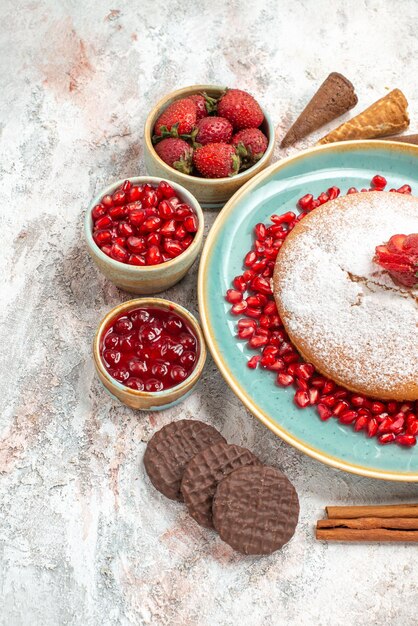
[144,84,275,209]
[93,298,207,411]
[84,176,204,294]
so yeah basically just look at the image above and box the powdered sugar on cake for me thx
[274,192,418,396]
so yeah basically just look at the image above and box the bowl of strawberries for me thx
[144,85,275,208]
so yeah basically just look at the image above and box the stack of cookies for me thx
[144,419,299,555]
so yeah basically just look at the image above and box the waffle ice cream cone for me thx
[318,89,409,144]
[281,72,358,148]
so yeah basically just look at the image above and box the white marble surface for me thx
[2,1,418,624]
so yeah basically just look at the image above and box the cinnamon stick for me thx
[318,517,418,530]
[316,528,418,542]
[326,504,418,519]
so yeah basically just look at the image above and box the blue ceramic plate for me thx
[198,141,418,481]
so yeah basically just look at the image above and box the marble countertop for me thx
[2,1,418,624]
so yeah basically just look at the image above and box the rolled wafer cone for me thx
[381,133,418,146]
[281,72,358,148]
[318,89,409,144]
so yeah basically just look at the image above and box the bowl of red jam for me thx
[93,298,207,410]
[85,177,204,294]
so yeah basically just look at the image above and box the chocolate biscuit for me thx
[212,465,299,555]
[181,442,261,528]
[144,420,225,501]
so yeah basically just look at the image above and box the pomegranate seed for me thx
[377,417,394,434]
[309,388,320,405]
[317,404,332,421]
[371,401,386,415]
[127,236,146,253]
[128,254,146,266]
[347,187,358,194]
[163,239,183,258]
[160,219,176,236]
[327,186,340,200]
[112,189,126,205]
[247,356,260,369]
[271,211,296,225]
[128,186,142,202]
[146,245,162,265]
[175,204,193,219]
[248,334,268,349]
[333,400,349,417]
[321,395,336,408]
[246,307,262,319]
[246,295,262,307]
[277,372,294,386]
[175,224,187,239]
[396,434,417,447]
[92,203,106,220]
[184,215,198,233]
[295,363,314,380]
[339,410,358,425]
[354,414,368,431]
[182,235,194,249]
[143,190,158,208]
[158,181,176,199]
[298,194,313,211]
[94,230,112,246]
[387,401,398,414]
[238,327,255,339]
[118,222,134,237]
[225,289,243,304]
[378,433,396,445]
[351,395,367,407]
[322,380,335,395]
[294,390,310,408]
[389,416,405,434]
[231,301,248,315]
[367,418,378,437]
[244,251,257,267]
[140,216,162,233]
[158,200,175,218]
[237,318,256,330]
[397,184,412,194]
[110,243,128,263]
[407,421,418,436]
[317,192,329,205]
[296,378,308,391]
[334,389,349,400]
[255,223,267,240]
[251,276,272,295]
[95,215,112,230]
[101,245,112,256]
[233,275,247,292]
[371,174,387,189]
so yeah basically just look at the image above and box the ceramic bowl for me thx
[93,298,207,411]
[144,84,275,209]
[84,176,204,294]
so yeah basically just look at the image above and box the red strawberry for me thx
[188,93,218,120]
[217,89,264,130]
[231,128,268,168]
[403,234,418,254]
[153,98,197,138]
[194,116,233,145]
[154,138,193,175]
[374,233,418,288]
[193,143,240,178]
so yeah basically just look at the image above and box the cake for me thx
[273,192,418,401]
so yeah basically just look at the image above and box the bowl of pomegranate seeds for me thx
[144,85,275,208]
[85,176,204,294]
[93,298,207,410]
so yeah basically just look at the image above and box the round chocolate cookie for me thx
[181,442,261,528]
[212,465,299,555]
[144,420,225,501]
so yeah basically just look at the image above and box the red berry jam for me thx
[100,307,199,391]
[226,176,418,448]
[92,180,198,266]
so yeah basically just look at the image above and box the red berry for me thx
[154,98,197,137]
[193,143,240,178]
[217,88,264,130]
[231,128,268,165]
[154,138,193,175]
[195,116,233,145]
